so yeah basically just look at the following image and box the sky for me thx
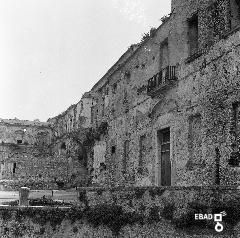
[0,0,171,122]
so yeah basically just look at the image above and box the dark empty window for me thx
[13,163,16,174]
[61,142,66,150]
[17,140,22,144]
[111,146,116,154]
[188,14,198,56]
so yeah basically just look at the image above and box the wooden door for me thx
[159,128,171,186]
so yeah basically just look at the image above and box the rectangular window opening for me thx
[111,146,116,154]
[13,162,16,174]
[188,14,199,56]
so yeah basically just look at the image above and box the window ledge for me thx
[185,50,202,64]
[222,25,240,39]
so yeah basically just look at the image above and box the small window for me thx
[111,146,116,154]
[188,14,198,56]
[17,140,22,144]
[112,83,117,94]
[13,163,16,174]
[61,142,66,150]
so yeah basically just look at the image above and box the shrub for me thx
[148,206,160,222]
[161,203,175,220]
[84,204,144,236]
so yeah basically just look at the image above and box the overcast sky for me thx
[0,0,171,121]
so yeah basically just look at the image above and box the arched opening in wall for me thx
[61,142,66,150]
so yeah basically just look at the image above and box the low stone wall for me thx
[80,186,240,236]
[1,186,240,237]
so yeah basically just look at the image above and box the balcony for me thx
[147,65,177,97]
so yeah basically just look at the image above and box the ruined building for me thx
[1,0,240,188]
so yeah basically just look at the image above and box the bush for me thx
[84,204,144,236]
[161,203,175,220]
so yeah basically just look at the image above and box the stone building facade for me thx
[0,119,53,182]
[86,0,240,187]
[1,0,240,188]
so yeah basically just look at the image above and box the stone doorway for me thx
[158,128,171,186]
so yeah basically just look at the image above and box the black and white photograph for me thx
[0,0,240,237]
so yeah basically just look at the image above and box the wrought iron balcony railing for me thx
[147,65,177,96]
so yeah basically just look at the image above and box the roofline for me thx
[91,44,140,91]
[90,14,172,91]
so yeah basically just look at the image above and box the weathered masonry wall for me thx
[87,0,240,187]
[0,119,52,146]
[0,143,86,189]
[1,0,240,188]
[0,118,86,189]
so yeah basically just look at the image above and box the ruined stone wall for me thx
[0,141,86,188]
[2,0,240,188]
[75,93,94,129]
[0,119,52,146]
[0,118,86,188]
[88,0,240,187]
